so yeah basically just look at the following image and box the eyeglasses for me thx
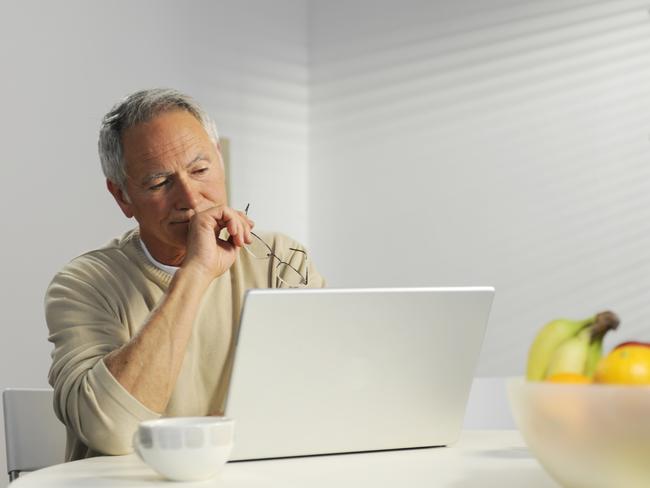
[243,204,309,288]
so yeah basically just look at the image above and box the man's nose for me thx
[175,176,200,210]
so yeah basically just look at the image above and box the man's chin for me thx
[144,223,189,247]
[168,223,190,242]
[137,227,188,264]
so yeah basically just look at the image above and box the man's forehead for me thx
[134,131,204,162]
[122,111,214,170]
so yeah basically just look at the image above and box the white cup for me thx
[133,416,234,481]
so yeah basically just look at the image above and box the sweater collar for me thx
[118,228,175,286]
[138,237,179,275]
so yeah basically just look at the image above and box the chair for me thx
[462,377,516,429]
[2,388,66,482]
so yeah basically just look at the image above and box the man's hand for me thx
[183,206,254,282]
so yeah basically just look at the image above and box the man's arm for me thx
[103,205,252,413]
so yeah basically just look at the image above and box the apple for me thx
[613,341,650,350]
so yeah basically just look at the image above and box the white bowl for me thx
[507,378,650,488]
[133,416,234,481]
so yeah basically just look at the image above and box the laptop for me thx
[225,286,494,461]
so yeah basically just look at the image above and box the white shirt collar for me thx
[139,238,179,275]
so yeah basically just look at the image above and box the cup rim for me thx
[139,416,234,429]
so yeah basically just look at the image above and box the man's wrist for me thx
[173,262,215,291]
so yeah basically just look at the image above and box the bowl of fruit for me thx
[508,311,650,488]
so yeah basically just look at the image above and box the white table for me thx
[12,431,559,487]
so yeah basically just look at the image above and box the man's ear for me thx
[106,179,134,218]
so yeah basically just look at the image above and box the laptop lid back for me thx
[225,287,494,460]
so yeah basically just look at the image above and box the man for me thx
[45,88,325,461]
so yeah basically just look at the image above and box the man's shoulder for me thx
[51,229,140,283]
[247,230,324,288]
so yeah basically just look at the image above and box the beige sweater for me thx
[45,228,325,461]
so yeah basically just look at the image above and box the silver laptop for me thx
[225,287,494,461]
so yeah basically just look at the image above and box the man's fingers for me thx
[231,219,244,247]
[194,206,253,248]
[234,211,253,244]
[236,209,255,229]
[243,225,253,244]
[224,210,242,245]
[222,207,252,248]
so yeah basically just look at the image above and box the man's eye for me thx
[149,180,169,191]
[193,167,209,175]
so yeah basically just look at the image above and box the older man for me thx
[45,89,325,461]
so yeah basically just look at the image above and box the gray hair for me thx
[98,88,219,189]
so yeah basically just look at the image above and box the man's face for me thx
[108,109,227,265]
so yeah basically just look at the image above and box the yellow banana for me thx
[584,338,603,378]
[545,327,591,377]
[584,311,620,378]
[526,316,594,381]
[526,311,620,381]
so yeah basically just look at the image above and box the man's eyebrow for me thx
[140,154,211,186]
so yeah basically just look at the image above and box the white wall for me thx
[0,1,309,484]
[309,0,650,376]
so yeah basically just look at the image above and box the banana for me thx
[545,327,591,377]
[584,338,603,378]
[526,316,595,381]
[525,311,620,381]
[584,311,620,378]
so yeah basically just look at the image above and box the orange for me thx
[545,372,591,384]
[594,345,650,385]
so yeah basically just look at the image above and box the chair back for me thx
[2,388,66,482]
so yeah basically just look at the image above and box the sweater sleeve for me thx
[45,262,160,456]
